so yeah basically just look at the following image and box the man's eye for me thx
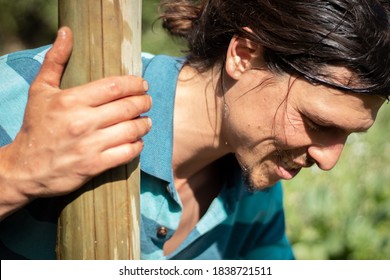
[305,118,322,132]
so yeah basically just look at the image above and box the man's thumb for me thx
[32,26,73,90]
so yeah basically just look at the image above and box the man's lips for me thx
[276,163,301,180]
[276,155,304,180]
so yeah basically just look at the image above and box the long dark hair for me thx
[159,0,390,98]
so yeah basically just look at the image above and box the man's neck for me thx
[172,64,231,182]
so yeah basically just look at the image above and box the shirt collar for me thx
[140,55,185,183]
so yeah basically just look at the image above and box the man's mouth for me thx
[276,155,302,180]
[281,156,302,170]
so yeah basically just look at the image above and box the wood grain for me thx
[57,0,141,260]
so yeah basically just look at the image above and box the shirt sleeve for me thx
[0,45,60,260]
[0,46,51,144]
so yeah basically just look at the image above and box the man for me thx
[1,0,389,259]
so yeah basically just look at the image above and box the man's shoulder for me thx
[142,52,185,77]
[0,45,50,144]
[1,45,51,66]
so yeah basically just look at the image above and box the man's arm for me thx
[0,27,152,220]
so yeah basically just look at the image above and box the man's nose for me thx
[307,142,346,171]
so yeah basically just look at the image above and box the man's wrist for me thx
[0,144,34,221]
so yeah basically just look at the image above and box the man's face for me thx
[223,68,384,190]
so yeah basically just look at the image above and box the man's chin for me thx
[236,156,279,191]
[243,170,277,192]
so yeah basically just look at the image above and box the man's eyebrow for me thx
[308,114,370,134]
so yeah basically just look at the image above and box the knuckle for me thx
[134,95,151,112]
[124,95,151,116]
[73,141,88,155]
[55,93,78,110]
[126,75,143,87]
[78,161,99,176]
[113,143,143,166]
[28,83,40,95]
[125,125,139,141]
[67,119,89,137]
[106,78,123,97]
[73,150,99,176]
[118,98,139,119]
[124,142,143,159]
[125,119,150,140]
[124,100,137,116]
[45,48,56,61]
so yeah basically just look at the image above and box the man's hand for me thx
[0,27,152,218]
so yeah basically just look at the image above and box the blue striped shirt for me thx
[0,47,294,260]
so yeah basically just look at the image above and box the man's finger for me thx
[67,76,148,107]
[32,26,73,90]
[90,117,152,152]
[93,95,152,128]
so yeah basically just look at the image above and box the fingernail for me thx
[143,81,149,91]
[58,28,66,39]
[147,117,152,128]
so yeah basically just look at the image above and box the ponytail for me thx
[159,0,202,39]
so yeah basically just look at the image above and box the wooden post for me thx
[56,0,141,260]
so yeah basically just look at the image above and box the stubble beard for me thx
[240,161,275,193]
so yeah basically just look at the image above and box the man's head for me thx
[222,46,384,189]
[160,0,390,189]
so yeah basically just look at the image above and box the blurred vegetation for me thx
[0,0,389,260]
[141,0,184,56]
[0,0,182,56]
[0,0,57,54]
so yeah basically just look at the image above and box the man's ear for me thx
[225,34,263,80]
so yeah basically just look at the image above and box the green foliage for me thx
[0,0,389,260]
[0,0,57,54]
[142,0,185,56]
[0,0,183,56]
